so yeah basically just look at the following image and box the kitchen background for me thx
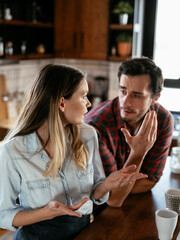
[0,0,180,136]
[0,0,180,238]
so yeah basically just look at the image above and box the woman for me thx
[0,64,147,240]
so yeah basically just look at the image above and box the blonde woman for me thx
[0,64,147,240]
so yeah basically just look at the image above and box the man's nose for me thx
[122,94,132,107]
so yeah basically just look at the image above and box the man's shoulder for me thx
[154,103,173,119]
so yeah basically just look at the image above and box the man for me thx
[85,57,174,208]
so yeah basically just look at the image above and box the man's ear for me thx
[152,93,161,105]
[58,97,65,112]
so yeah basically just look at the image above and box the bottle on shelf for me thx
[21,41,27,55]
[0,37,4,56]
[5,41,13,55]
[4,8,13,20]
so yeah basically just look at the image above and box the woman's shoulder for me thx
[0,135,25,153]
[79,123,98,141]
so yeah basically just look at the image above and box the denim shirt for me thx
[0,123,109,231]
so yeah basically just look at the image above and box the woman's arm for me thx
[12,198,89,227]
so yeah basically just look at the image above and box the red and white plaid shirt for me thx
[84,97,174,181]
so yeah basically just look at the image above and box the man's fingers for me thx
[121,128,131,142]
[138,111,152,135]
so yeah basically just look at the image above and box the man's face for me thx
[118,74,159,125]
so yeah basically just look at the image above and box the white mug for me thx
[155,209,178,240]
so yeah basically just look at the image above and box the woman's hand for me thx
[103,164,148,192]
[44,197,89,219]
[93,165,148,200]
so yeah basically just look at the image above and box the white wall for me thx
[0,58,120,118]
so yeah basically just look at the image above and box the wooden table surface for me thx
[75,158,180,240]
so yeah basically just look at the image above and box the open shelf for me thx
[110,24,133,30]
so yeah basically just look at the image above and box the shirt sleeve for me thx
[141,109,174,182]
[0,144,23,231]
[90,129,109,204]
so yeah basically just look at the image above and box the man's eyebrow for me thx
[119,85,144,95]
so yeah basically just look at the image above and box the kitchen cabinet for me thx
[55,0,109,60]
[0,0,54,60]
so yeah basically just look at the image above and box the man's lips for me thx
[121,108,135,114]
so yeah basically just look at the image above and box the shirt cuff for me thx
[1,208,23,231]
[91,191,109,205]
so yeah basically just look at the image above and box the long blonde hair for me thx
[6,64,88,178]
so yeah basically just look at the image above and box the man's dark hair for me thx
[118,57,164,98]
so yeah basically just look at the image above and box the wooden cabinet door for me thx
[80,0,109,60]
[55,0,109,60]
[54,0,81,58]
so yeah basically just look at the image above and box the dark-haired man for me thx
[85,57,173,207]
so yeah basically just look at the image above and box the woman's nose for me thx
[87,98,91,108]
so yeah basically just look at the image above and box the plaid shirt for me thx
[84,97,174,182]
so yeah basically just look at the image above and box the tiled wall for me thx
[0,58,120,118]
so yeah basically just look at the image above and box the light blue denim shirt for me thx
[0,123,109,231]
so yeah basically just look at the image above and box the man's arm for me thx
[108,109,173,207]
[107,111,158,207]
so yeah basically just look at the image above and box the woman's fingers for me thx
[120,164,137,173]
[68,198,89,211]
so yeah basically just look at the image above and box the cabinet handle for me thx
[73,32,77,49]
[80,32,84,49]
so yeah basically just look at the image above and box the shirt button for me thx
[61,176,64,180]
[90,169,93,173]
[43,184,46,187]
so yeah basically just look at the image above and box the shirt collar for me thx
[26,132,49,160]
[114,97,125,130]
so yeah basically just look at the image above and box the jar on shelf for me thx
[36,44,45,54]
[5,41,13,55]
[0,37,4,56]
[21,41,27,55]
[170,146,180,174]
[4,8,13,20]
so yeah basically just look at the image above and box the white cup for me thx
[155,209,178,240]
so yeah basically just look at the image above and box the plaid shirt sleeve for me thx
[141,104,174,181]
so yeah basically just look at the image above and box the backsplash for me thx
[0,58,120,118]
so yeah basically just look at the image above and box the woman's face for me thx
[59,78,91,125]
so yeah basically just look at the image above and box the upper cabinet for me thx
[55,0,109,60]
[0,0,138,62]
[0,0,54,60]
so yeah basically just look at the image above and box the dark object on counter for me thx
[0,59,19,65]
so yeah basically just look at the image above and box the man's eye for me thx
[119,89,126,95]
[83,95,87,99]
[133,94,142,98]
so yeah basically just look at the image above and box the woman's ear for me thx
[152,93,161,105]
[58,97,65,112]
